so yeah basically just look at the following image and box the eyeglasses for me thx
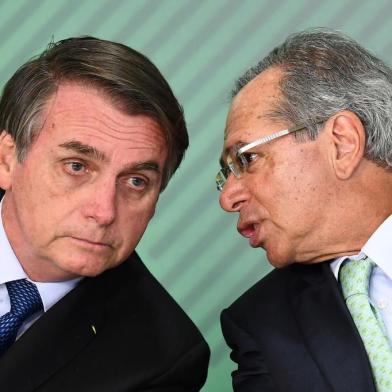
[216,120,326,191]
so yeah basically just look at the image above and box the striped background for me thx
[1,1,392,390]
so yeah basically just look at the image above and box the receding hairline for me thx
[29,79,167,147]
[225,66,287,139]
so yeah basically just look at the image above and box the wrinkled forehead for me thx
[35,84,169,166]
[222,67,284,158]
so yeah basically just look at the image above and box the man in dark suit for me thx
[0,37,209,391]
[217,28,392,391]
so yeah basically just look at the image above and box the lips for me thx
[237,220,262,247]
[69,236,113,249]
[238,224,256,238]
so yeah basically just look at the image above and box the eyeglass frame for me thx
[216,119,327,191]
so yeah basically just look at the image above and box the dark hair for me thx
[233,28,392,169]
[0,36,188,189]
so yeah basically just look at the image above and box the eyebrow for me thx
[129,161,160,174]
[59,140,161,174]
[59,141,106,162]
[219,137,257,168]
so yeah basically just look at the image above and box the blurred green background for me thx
[1,0,392,390]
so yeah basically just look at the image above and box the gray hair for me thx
[233,28,392,169]
[0,36,188,190]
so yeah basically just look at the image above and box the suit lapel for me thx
[288,262,376,392]
[0,275,105,391]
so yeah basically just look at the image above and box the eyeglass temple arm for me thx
[237,118,331,155]
[238,124,305,154]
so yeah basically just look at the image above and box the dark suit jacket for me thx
[221,262,376,391]
[0,251,210,391]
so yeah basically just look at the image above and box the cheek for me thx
[278,166,329,229]
[116,199,157,241]
[11,167,80,241]
[14,192,68,248]
[250,158,324,221]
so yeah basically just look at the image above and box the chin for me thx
[57,257,115,278]
[265,248,294,269]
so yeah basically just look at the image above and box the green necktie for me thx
[340,257,392,391]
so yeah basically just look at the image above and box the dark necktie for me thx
[0,279,43,356]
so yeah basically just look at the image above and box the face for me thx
[219,68,336,268]
[1,83,168,281]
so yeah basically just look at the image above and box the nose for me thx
[219,174,248,212]
[82,180,117,226]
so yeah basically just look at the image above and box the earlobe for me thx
[329,111,366,180]
[0,130,17,190]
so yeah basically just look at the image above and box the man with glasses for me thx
[218,28,392,391]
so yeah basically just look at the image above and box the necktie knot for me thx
[340,257,374,300]
[6,279,42,319]
[0,279,43,356]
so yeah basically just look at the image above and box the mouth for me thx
[69,236,113,250]
[237,221,261,247]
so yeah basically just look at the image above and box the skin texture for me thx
[0,83,168,282]
[219,67,392,268]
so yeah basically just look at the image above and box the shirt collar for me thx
[331,215,392,280]
[0,199,26,284]
[0,199,81,311]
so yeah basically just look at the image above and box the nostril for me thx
[232,200,242,210]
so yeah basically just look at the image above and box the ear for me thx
[0,130,17,190]
[328,111,366,180]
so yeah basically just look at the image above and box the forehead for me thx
[224,67,284,149]
[37,83,168,161]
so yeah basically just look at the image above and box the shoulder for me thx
[90,252,207,343]
[21,253,210,390]
[222,262,331,324]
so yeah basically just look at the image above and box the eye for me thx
[64,161,87,175]
[127,176,148,190]
[239,152,259,168]
[242,152,258,164]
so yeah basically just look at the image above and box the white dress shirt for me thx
[0,200,80,338]
[331,214,392,343]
